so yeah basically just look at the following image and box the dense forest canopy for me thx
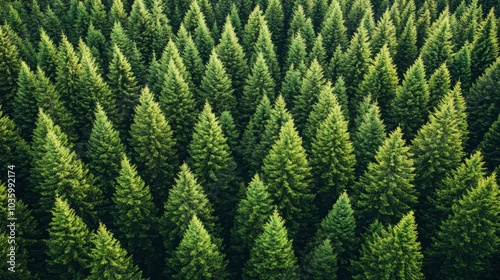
[1,0,500,279]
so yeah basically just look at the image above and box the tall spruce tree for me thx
[243,6,266,55]
[180,34,204,88]
[286,32,308,73]
[320,0,348,58]
[303,82,336,148]
[304,239,338,280]
[129,87,177,207]
[0,24,21,115]
[55,35,81,121]
[428,63,451,110]
[251,23,281,86]
[395,14,418,77]
[127,0,155,63]
[470,9,499,83]
[243,210,299,279]
[265,0,285,60]
[37,28,59,82]
[479,114,500,171]
[13,61,39,140]
[449,42,472,93]
[371,11,397,58]
[420,11,453,76]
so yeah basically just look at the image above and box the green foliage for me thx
[479,114,500,171]
[219,111,240,157]
[127,0,155,63]
[109,21,146,83]
[288,5,316,51]
[281,64,304,107]
[303,82,336,147]
[180,34,204,88]
[265,0,285,59]
[371,11,397,58]
[37,28,58,81]
[193,12,214,63]
[87,223,144,279]
[0,27,21,115]
[13,62,39,140]
[304,239,338,280]
[420,11,453,76]
[395,14,418,77]
[320,0,348,57]
[243,210,299,279]
[449,42,471,92]
[129,87,177,206]
[470,9,499,83]
[251,23,281,86]
[46,197,91,279]
[428,63,451,110]
[310,34,327,69]
[286,32,308,75]
[199,52,236,114]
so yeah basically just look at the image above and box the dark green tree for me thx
[109,21,146,83]
[304,239,338,280]
[265,0,285,60]
[470,9,499,83]
[85,24,107,70]
[288,5,316,51]
[87,223,144,279]
[303,82,336,147]
[243,6,266,55]
[169,215,228,279]
[281,64,304,107]
[150,0,173,57]
[180,34,204,88]
[193,12,214,63]
[13,62,39,140]
[251,23,281,86]
[286,32,308,75]
[243,210,299,279]
[428,63,451,110]
[420,11,453,76]
[108,0,127,29]
[310,34,327,70]
[37,28,58,81]
[46,197,91,280]
[127,0,155,63]
[320,0,347,58]
[449,42,471,92]
[371,10,397,59]
[219,111,240,157]
[389,58,430,139]
[129,87,177,206]
[479,114,500,171]
[395,14,418,77]
[0,27,21,116]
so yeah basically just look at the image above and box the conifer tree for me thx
[261,120,315,243]
[449,43,471,92]
[87,223,144,280]
[343,26,372,119]
[288,5,316,51]
[281,64,304,107]
[107,44,141,135]
[0,27,21,115]
[219,111,240,157]
[311,191,356,279]
[182,1,203,33]
[304,239,338,280]
[129,87,177,206]
[395,14,418,77]
[159,59,197,158]
[73,1,90,44]
[359,45,399,121]
[150,0,173,57]
[86,24,107,70]
[108,0,128,30]
[170,215,228,280]
[37,28,59,82]
[243,6,266,54]
[216,18,249,99]
[354,128,417,227]
[479,114,500,171]
[265,0,285,59]
[127,0,155,63]
[470,9,499,83]
[345,0,373,36]
[243,210,299,279]
[286,32,308,74]
[303,82,336,148]
[231,174,274,270]
[193,13,214,63]
[390,58,430,139]
[112,156,158,276]
[420,11,453,76]
[199,52,236,114]
[253,95,293,174]
[160,163,218,262]
[353,102,386,176]
[13,62,38,140]
[429,175,500,279]
[371,11,397,58]
[241,52,276,126]
[181,34,204,88]
[46,197,91,279]
[310,99,355,216]
[310,34,327,70]
[355,212,424,280]
[88,0,107,34]
[428,63,451,110]
[320,0,348,58]
[252,24,281,86]
[293,59,326,131]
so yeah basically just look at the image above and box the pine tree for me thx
[310,34,327,70]
[420,11,453,76]
[354,128,417,227]
[129,87,177,207]
[479,114,500,171]
[243,210,299,279]
[293,59,326,131]
[231,174,274,270]
[107,44,141,135]
[0,27,21,116]
[160,163,218,262]
[390,58,430,139]
[86,103,126,217]
[353,101,386,177]
[395,14,418,77]
[243,6,266,55]
[219,111,240,158]
[13,62,38,140]
[193,12,214,63]
[265,0,285,60]
[281,64,303,107]
[428,63,451,110]
[87,223,144,279]
[429,175,500,279]
[304,239,338,280]
[37,28,59,81]
[449,42,471,92]
[251,23,281,86]
[169,215,228,279]
[320,0,348,58]
[108,0,128,30]
[127,0,155,63]
[343,26,372,119]
[354,212,424,279]
[159,59,197,158]
[198,52,236,114]
[286,32,308,75]
[150,0,173,57]
[73,1,90,44]
[303,82,336,148]
[345,0,374,36]
[241,52,276,126]
[261,120,315,243]
[88,0,107,35]
[470,9,499,83]
[86,24,107,70]
[371,11,397,59]
[45,197,91,279]
[216,18,249,99]
[112,156,158,276]
[180,34,204,88]
[288,5,316,51]
[253,95,293,175]
[310,98,355,216]
[359,45,399,121]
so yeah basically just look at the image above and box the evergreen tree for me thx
[170,215,228,280]
[353,101,386,177]
[216,18,249,99]
[320,0,348,58]
[281,64,304,107]
[43,7,63,44]
[252,23,281,86]
[390,58,430,139]
[85,24,107,70]
[359,45,399,121]
[243,210,299,279]
[0,27,21,115]
[219,111,240,158]
[107,44,141,135]
[479,114,500,171]
[108,0,128,30]
[160,163,218,263]
[127,0,155,63]
[37,28,58,81]
[198,52,236,114]
[193,12,214,63]
[345,0,374,36]
[46,197,91,280]
[293,59,326,132]
[303,82,336,148]
[288,5,316,51]
[428,63,451,110]
[354,128,417,227]
[429,175,500,280]
[470,9,499,83]
[395,14,418,77]
[241,52,276,126]
[420,11,453,76]
[265,0,286,60]
[261,120,315,243]
[310,98,355,216]
[371,11,397,59]
[112,156,158,277]
[286,32,308,74]
[86,103,126,218]
[449,42,471,92]
[88,0,107,35]
[73,1,90,44]
[310,34,327,70]
[181,34,204,88]
[159,59,197,158]
[150,0,173,57]
[87,223,144,280]
[231,174,274,270]
[243,6,266,55]
[129,87,177,207]
[304,239,338,280]
[13,62,39,140]
[354,212,424,280]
